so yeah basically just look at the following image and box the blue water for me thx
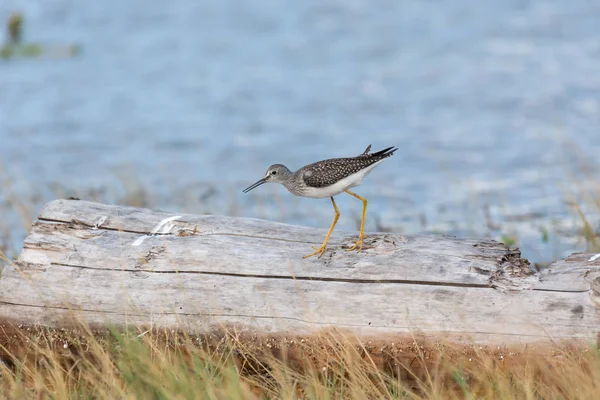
[1,0,599,263]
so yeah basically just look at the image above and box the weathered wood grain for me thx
[534,252,600,292]
[1,199,599,344]
[19,220,506,286]
[0,264,597,340]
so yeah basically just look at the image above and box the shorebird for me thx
[243,145,397,258]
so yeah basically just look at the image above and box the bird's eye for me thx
[271,171,277,175]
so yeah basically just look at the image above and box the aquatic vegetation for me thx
[1,12,80,60]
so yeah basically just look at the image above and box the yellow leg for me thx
[345,189,367,252]
[303,197,340,259]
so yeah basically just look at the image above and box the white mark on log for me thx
[93,216,107,229]
[131,215,182,246]
[161,223,175,234]
[589,254,600,262]
[131,237,146,247]
[150,216,182,235]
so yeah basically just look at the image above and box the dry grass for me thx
[0,323,598,399]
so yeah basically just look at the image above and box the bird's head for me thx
[243,164,292,193]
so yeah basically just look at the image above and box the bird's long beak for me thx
[243,177,267,193]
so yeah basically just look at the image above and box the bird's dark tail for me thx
[371,146,397,158]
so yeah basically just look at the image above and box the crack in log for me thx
[37,217,321,245]
[33,262,589,293]
[47,261,491,288]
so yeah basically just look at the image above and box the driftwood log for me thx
[0,199,599,344]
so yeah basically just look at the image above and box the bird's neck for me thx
[279,170,297,192]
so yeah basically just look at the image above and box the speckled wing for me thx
[301,146,397,188]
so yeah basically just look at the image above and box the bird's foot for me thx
[346,236,364,252]
[303,245,328,259]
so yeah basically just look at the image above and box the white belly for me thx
[300,159,386,199]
